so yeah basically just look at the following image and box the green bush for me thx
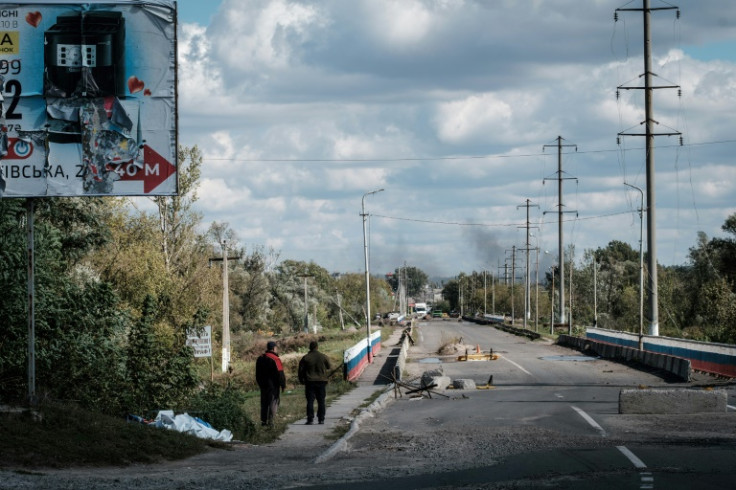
[188,381,255,441]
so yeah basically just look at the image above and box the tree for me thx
[0,199,130,410]
[231,245,280,332]
[387,266,428,297]
[91,146,221,328]
[126,295,198,415]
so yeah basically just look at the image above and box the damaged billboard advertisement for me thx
[0,0,177,197]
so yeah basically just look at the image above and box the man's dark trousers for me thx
[305,381,327,423]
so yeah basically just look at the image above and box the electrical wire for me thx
[202,138,736,164]
[371,209,635,229]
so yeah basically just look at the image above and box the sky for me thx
[170,0,736,280]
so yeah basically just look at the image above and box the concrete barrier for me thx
[557,334,692,381]
[619,388,728,414]
[394,326,412,381]
[463,315,541,340]
[587,327,736,378]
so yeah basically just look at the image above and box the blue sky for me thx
[170,0,736,279]
[177,1,218,25]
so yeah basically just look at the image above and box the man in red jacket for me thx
[255,341,286,427]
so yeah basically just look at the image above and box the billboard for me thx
[0,1,177,197]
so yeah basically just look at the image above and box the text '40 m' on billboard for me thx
[0,0,177,197]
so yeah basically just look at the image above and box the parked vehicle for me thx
[414,302,428,316]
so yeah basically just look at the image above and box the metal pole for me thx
[616,0,679,336]
[557,140,566,326]
[362,188,383,363]
[221,240,230,373]
[535,246,539,332]
[337,289,345,330]
[626,183,645,349]
[483,270,487,316]
[511,246,516,326]
[568,248,573,335]
[303,276,309,333]
[593,257,598,327]
[550,268,555,335]
[492,272,495,314]
[643,0,658,336]
[26,198,36,405]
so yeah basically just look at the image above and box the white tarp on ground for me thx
[152,410,233,442]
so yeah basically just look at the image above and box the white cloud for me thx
[175,1,736,277]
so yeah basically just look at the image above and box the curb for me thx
[314,385,395,464]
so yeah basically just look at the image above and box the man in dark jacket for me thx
[298,341,332,425]
[255,341,286,427]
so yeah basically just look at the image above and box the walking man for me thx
[255,341,286,427]
[298,341,332,425]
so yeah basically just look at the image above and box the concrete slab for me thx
[619,388,728,414]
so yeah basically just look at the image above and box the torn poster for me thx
[0,1,177,197]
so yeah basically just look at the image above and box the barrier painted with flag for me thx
[343,330,381,381]
[586,327,736,378]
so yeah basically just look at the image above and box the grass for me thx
[0,402,224,468]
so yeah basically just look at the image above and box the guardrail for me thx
[343,330,381,381]
[462,315,541,340]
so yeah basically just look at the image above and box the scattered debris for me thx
[128,410,233,442]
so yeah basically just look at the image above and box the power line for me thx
[372,209,633,228]
[202,138,736,164]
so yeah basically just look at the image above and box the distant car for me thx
[387,312,400,320]
[449,310,460,318]
[432,310,442,318]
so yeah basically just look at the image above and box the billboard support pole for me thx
[26,198,36,407]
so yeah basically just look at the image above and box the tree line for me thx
[440,220,736,343]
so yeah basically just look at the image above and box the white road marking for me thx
[727,404,736,411]
[571,405,607,436]
[617,445,647,469]
[499,355,533,376]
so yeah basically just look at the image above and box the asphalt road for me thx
[330,318,736,489]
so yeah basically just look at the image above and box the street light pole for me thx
[483,270,487,316]
[362,188,384,363]
[625,182,645,350]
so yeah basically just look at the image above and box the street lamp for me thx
[362,188,384,363]
[625,182,645,350]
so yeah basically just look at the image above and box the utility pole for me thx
[518,199,539,330]
[298,274,314,333]
[616,1,681,337]
[209,241,241,373]
[535,245,540,332]
[361,188,383,362]
[549,266,556,334]
[492,271,495,315]
[336,288,345,330]
[506,246,517,325]
[543,136,577,334]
